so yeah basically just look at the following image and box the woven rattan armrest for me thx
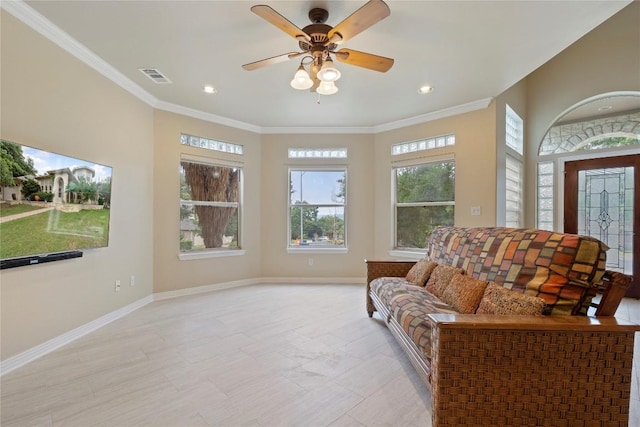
[593,269,633,316]
[426,313,640,426]
[365,259,416,317]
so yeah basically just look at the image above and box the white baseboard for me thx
[0,277,366,376]
[153,278,260,301]
[0,295,154,376]
[258,277,366,285]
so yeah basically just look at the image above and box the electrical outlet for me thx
[308,258,314,266]
[130,275,135,286]
[115,280,121,292]
[471,206,481,216]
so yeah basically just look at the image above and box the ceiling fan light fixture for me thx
[290,65,313,90]
[317,80,338,95]
[317,57,341,82]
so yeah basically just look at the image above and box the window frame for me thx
[391,157,456,257]
[286,167,348,254]
[504,105,524,227]
[179,153,245,260]
[505,154,523,227]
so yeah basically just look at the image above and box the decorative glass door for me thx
[565,155,639,288]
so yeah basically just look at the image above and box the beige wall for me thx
[524,1,640,226]
[373,106,497,258]
[153,111,262,293]
[260,133,375,279]
[0,12,154,360]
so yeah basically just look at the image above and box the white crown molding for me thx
[260,126,375,135]
[3,0,492,134]
[2,0,158,107]
[155,101,262,134]
[373,97,494,133]
[261,98,494,134]
[0,295,154,376]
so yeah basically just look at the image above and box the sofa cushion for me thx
[426,227,608,315]
[440,273,489,314]
[476,282,546,315]
[425,264,465,298]
[371,276,420,307]
[386,285,457,360]
[405,259,438,286]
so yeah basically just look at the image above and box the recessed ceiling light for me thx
[418,85,433,94]
[203,85,216,94]
[597,105,612,111]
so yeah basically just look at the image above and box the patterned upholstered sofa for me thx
[367,226,637,427]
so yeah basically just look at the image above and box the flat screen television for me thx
[0,139,112,269]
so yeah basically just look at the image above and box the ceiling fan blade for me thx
[327,0,390,45]
[251,5,311,43]
[334,48,394,72]
[242,52,303,71]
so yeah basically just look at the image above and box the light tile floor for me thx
[1,283,638,426]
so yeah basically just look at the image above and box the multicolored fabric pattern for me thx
[426,227,608,315]
[371,278,456,359]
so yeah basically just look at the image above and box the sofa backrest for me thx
[426,227,608,315]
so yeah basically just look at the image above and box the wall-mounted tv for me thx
[0,139,112,269]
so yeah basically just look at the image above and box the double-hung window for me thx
[394,160,455,250]
[179,156,242,258]
[288,169,346,250]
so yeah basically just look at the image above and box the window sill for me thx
[287,247,348,255]
[179,249,246,261]
[388,249,426,260]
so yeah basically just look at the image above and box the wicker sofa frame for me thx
[366,233,638,426]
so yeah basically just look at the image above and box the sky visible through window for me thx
[22,146,111,181]
[290,170,344,216]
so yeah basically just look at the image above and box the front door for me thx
[564,154,639,290]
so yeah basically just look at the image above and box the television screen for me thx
[0,139,112,265]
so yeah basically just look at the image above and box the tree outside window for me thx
[395,161,455,249]
[289,169,346,248]
[180,159,240,252]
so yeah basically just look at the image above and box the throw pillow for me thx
[476,282,546,315]
[440,273,489,314]
[425,264,465,298]
[405,259,438,286]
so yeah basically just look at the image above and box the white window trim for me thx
[179,153,244,260]
[287,166,348,252]
[387,249,427,260]
[391,155,455,253]
[288,148,347,159]
[286,247,348,255]
[179,249,247,261]
[391,134,455,156]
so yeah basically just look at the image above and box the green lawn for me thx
[0,203,44,218]
[0,209,110,258]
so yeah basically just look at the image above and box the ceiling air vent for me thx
[138,68,172,84]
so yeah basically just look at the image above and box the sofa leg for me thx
[368,311,374,318]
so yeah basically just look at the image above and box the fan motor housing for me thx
[299,23,337,51]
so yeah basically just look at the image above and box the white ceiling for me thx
[11,0,633,131]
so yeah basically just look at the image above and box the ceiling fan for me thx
[242,0,394,95]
